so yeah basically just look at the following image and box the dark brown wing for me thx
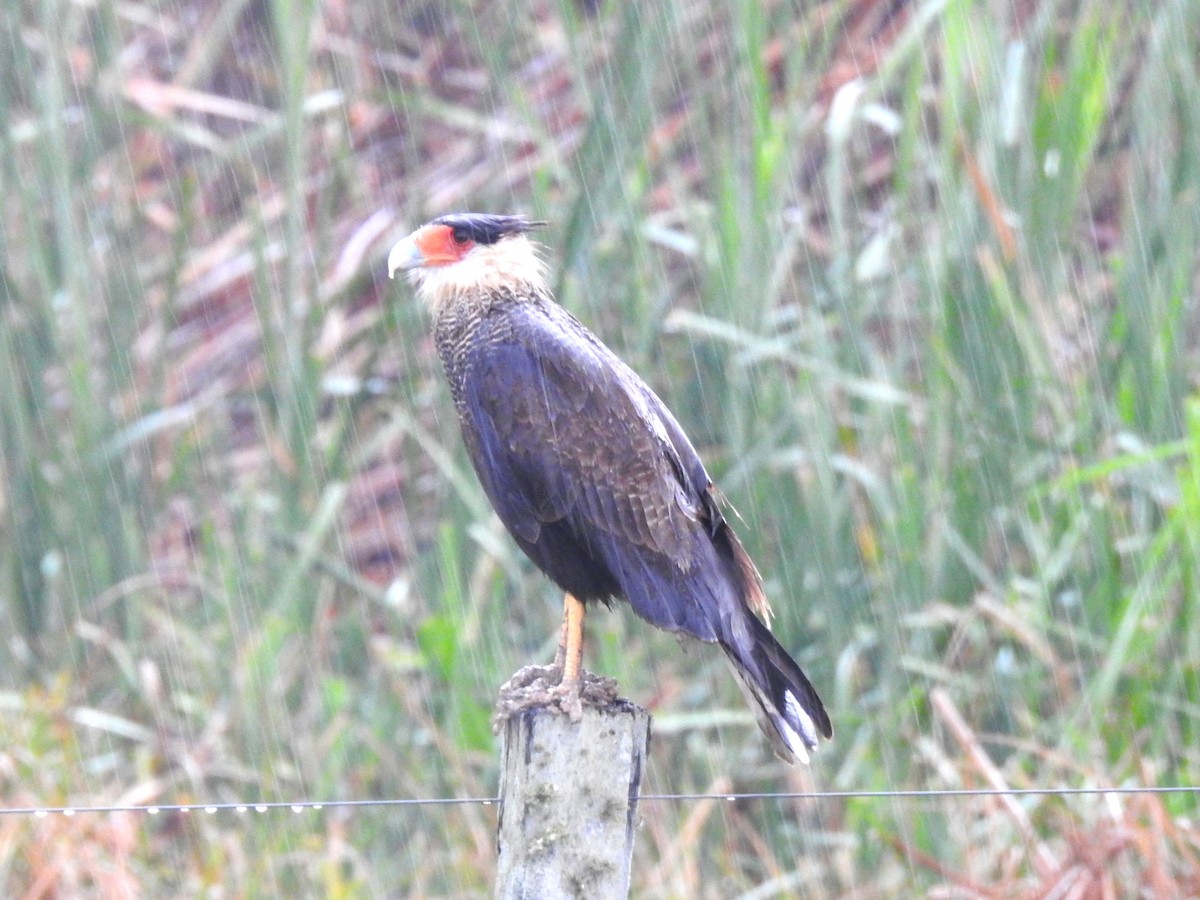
[460,302,704,570]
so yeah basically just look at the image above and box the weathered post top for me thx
[494,673,651,900]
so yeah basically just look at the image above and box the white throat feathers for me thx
[408,235,549,315]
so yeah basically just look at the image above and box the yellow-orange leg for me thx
[552,606,568,670]
[560,592,585,688]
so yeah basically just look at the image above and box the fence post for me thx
[495,698,651,899]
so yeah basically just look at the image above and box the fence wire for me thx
[3,785,1196,818]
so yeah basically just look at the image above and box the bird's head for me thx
[388,213,548,312]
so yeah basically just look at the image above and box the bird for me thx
[388,213,832,764]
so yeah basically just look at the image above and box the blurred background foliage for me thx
[2,0,1199,894]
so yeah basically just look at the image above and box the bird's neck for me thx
[430,281,552,411]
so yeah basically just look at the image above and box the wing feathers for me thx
[464,305,697,563]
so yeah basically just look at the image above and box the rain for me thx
[1,0,1198,895]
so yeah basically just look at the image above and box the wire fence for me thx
[3,785,1196,818]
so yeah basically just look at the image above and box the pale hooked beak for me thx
[387,236,425,279]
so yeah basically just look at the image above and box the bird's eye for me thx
[451,228,471,245]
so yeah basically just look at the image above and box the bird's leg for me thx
[559,592,585,690]
[550,592,584,682]
[551,598,569,671]
[493,591,615,728]
[536,592,585,721]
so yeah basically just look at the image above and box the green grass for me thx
[2,0,1199,894]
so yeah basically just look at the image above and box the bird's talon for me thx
[491,666,619,732]
[548,678,584,722]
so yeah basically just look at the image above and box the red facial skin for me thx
[410,223,477,267]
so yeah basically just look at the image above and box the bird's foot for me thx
[491,664,619,732]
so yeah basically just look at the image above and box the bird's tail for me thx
[721,611,832,764]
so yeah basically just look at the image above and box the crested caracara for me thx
[388,213,831,764]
